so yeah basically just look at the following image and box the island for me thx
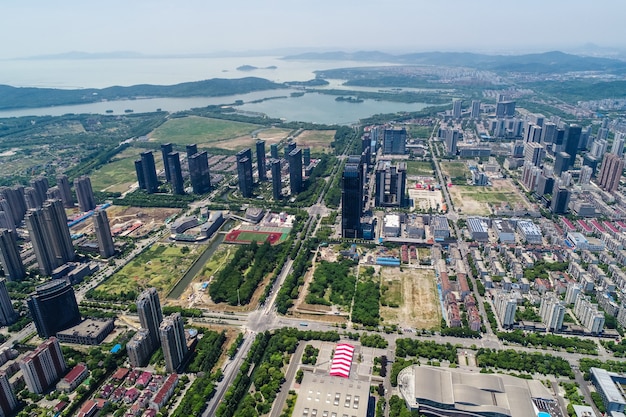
[334,96,364,103]
[236,65,278,71]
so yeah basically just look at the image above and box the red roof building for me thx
[329,344,354,378]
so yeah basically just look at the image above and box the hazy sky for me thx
[2,0,625,59]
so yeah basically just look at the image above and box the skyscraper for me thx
[141,151,159,194]
[30,177,49,205]
[553,152,570,176]
[26,199,75,276]
[0,199,15,232]
[127,328,153,368]
[56,174,73,208]
[524,124,542,143]
[375,160,407,207]
[167,152,185,195]
[303,147,311,166]
[341,160,363,238]
[0,229,25,281]
[93,209,115,258]
[495,101,516,118]
[0,279,17,326]
[611,133,625,157]
[0,372,18,417]
[452,99,462,118]
[470,100,481,119]
[551,187,570,214]
[27,280,81,338]
[24,187,42,210]
[524,142,545,168]
[270,143,279,159]
[0,186,26,225]
[237,148,254,198]
[382,127,406,155]
[137,288,163,350]
[256,140,267,181]
[539,293,565,332]
[160,313,188,373]
[188,151,211,194]
[288,148,303,194]
[445,129,459,156]
[74,176,96,212]
[597,153,625,192]
[135,159,146,190]
[564,125,582,169]
[161,143,173,182]
[284,141,296,158]
[20,337,67,394]
[185,143,198,159]
[271,159,282,200]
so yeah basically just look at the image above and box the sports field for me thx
[224,229,287,245]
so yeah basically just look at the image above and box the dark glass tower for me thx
[256,140,267,181]
[161,143,173,182]
[27,280,81,338]
[168,152,185,195]
[270,143,279,159]
[188,151,211,194]
[185,143,198,158]
[564,125,581,169]
[271,159,281,200]
[93,209,115,258]
[236,148,253,198]
[288,148,303,194]
[141,151,159,194]
[135,159,146,190]
[341,162,363,238]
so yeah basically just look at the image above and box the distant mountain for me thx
[22,51,147,60]
[0,77,284,111]
[283,50,626,73]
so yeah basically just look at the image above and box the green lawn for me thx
[457,186,523,203]
[440,161,469,179]
[381,278,402,307]
[148,116,261,146]
[405,161,434,176]
[96,244,203,297]
[90,148,163,192]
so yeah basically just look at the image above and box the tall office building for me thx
[271,159,282,200]
[597,153,625,192]
[135,159,146,190]
[56,174,73,208]
[0,229,25,281]
[160,143,173,182]
[284,141,296,158]
[30,177,49,205]
[160,313,188,373]
[288,148,303,194]
[137,288,163,350]
[445,129,459,156]
[495,101,516,118]
[470,100,481,119]
[0,279,17,326]
[0,372,18,417]
[452,99,462,118]
[185,143,198,159]
[524,124,542,143]
[20,337,67,394]
[553,152,570,176]
[539,293,565,332]
[303,147,311,166]
[382,127,406,155]
[188,151,211,194]
[127,329,153,368]
[236,148,254,198]
[375,160,407,207]
[26,199,75,276]
[540,122,557,146]
[93,209,115,258]
[270,143,279,159]
[74,176,96,212]
[167,152,185,195]
[564,125,582,168]
[551,187,570,214]
[256,140,267,181]
[341,161,363,238]
[140,151,159,194]
[611,133,625,157]
[524,142,545,167]
[27,280,81,338]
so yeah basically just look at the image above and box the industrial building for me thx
[590,367,626,413]
[292,372,370,417]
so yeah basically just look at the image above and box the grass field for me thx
[97,243,203,297]
[405,160,435,176]
[440,161,470,179]
[216,127,292,151]
[448,182,526,215]
[90,148,164,193]
[193,246,235,284]
[148,116,261,147]
[380,267,441,330]
[294,130,336,153]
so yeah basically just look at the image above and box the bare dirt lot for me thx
[71,206,181,238]
[214,127,292,151]
[380,267,441,330]
[294,130,336,153]
[447,178,528,216]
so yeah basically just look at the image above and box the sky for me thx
[2,0,626,59]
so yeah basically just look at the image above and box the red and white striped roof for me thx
[329,343,355,378]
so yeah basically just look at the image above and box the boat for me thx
[124,109,134,113]
[105,109,113,113]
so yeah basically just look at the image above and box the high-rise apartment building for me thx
[612,133,625,157]
[93,209,115,258]
[167,152,184,195]
[539,293,565,332]
[0,279,17,326]
[288,148,303,194]
[188,151,211,194]
[30,177,49,206]
[0,372,18,417]
[524,142,545,167]
[493,291,517,329]
[127,328,153,368]
[26,199,75,276]
[495,101,515,118]
[74,176,96,212]
[140,151,159,194]
[598,153,625,192]
[382,127,406,155]
[0,229,25,281]
[161,143,173,182]
[341,160,363,238]
[27,279,81,338]
[452,99,462,118]
[524,124,542,143]
[185,144,198,158]
[375,160,407,207]
[55,174,73,208]
[256,140,267,181]
[160,313,188,373]
[0,186,26,226]
[445,129,459,156]
[470,100,481,119]
[24,187,43,210]
[137,288,163,351]
[20,337,66,394]
[271,159,282,200]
